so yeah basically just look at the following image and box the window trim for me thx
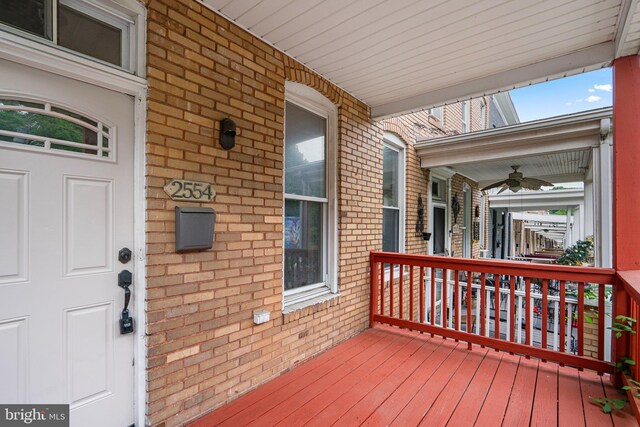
[479,99,487,130]
[0,0,140,73]
[382,132,406,254]
[283,81,338,309]
[461,100,470,133]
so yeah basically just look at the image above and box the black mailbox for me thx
[175,207,215,252]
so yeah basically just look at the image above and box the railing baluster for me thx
[495,274,501,341]
[598,284,605,361]
[419,266,425,323]
[431,268,436,328]
[553,300,559,351]
[510,276,515,342]
[442,268,448,328]
[525,278,531,346]
[399,265,404,320]
[559,281,566,353]
[370,258,379,327]
[542,279,548,352]
[517,294,523,344]
[390,264,395,318]
[455,271,460,332]
[578,283,585,357]
[409,266,414,322]
[481,273,486,338]
[380,262,385,316]
[467,271,473,350]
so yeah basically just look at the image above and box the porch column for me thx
[613,56,640,271]
[612,56,640,387]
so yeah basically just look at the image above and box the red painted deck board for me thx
[277,333,430,426]
[558,365,586,427]
[445,350,503,426]
[314,335,444,427]
[501,356,539,426]
[417,348,488,426]
[580,370,614,427]
[474,352,520,426]
[188,326,639,427]
[253,331,414,426]
[361,339,461,426]
[531,362,558,426]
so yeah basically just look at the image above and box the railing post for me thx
[370,254,378,328]
[612,280,630,387]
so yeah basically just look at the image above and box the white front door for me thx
[0,59,135,427]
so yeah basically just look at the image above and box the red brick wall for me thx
[145,1,382,425]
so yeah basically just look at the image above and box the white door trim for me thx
[0,24,147,427]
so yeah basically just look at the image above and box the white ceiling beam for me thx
[371,42,614,120]
[614,0,640,58]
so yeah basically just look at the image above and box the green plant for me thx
[590,315,638,413]
[554,236,594,266]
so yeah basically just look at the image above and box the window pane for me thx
[433,206,446,255]
[0,99,105,157]
[383,146,398,207]
[284,199,323,290]
[0,0,52,39]
[58,4,122,66]
[285,102,326,198]
[382,208,399,252]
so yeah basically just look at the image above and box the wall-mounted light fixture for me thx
[415,193,431,241]
[220,118,236,150]
[452,193,460,224]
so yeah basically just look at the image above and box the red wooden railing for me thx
[370,251,617,374]
[616,270,640,418]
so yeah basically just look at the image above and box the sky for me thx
[509,68,612,122]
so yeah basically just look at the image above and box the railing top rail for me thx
[617,270,640,302]
[371,251,616,284]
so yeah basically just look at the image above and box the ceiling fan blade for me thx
[481,179,508,191]
[505,179,521,188]
[523,177,554,187]
[497,185,510,194]
[520,180,540,190]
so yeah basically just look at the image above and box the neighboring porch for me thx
[190,325,634,426]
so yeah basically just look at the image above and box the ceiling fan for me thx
[481,165,553,193]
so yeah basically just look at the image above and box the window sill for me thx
[282,292,340,324]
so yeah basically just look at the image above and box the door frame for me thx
[0,12,147,426]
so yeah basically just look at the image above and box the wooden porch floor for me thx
[189,326,637,426]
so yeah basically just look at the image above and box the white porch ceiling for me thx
[449,150,591,188]
[417,107,611,185]
[201,0,640,118]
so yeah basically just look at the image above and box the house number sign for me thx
[164,179,215,202]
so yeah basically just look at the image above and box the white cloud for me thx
[585,95,601,103]
[565,102,573,106]
[588,88,595,92]
[593,83,612,92]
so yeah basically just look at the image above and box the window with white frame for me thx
[0,0,137,71]
[283,82,337,306]
[461,100,470,132]
[430,106,443,125]
[382,134,405,253]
